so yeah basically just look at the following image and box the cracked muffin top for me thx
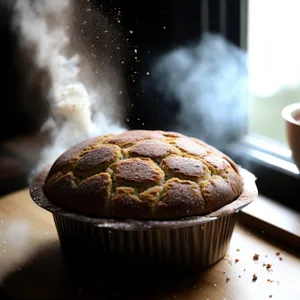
[44,130,243,220]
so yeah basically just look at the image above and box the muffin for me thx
[31,130,257,271]
[43,130,243,219]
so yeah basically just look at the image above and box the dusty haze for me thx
[12,0,126,175]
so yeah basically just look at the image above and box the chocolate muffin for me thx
[44,130,243,220]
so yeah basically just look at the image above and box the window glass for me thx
[247,0,300,144]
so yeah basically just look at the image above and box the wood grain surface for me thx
[0,189,300,300]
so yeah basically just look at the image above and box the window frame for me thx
[225,132,300,212]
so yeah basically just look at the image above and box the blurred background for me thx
[0,0,299,207]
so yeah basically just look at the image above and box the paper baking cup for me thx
[30,167,257,272]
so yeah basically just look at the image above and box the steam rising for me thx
[13,0,125,173]
[145,34,248,150]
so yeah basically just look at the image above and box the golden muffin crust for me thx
[44,130,243,220]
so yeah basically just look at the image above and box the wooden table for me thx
[0,189,300,300]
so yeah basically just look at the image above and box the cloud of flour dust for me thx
[12,0,126,176]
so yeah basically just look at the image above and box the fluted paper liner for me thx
[30,167,257,270]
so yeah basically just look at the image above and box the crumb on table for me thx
[235,258,239,263]
[252,274,258,282]
[266,264,272,270]
[253,253,260,261]
[276,252,280,256]
[236,248,240,252]
[279,257,283,261]
[226,278,230,283]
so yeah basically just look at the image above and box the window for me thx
[247,0,300,145]
[226,0,300,212]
